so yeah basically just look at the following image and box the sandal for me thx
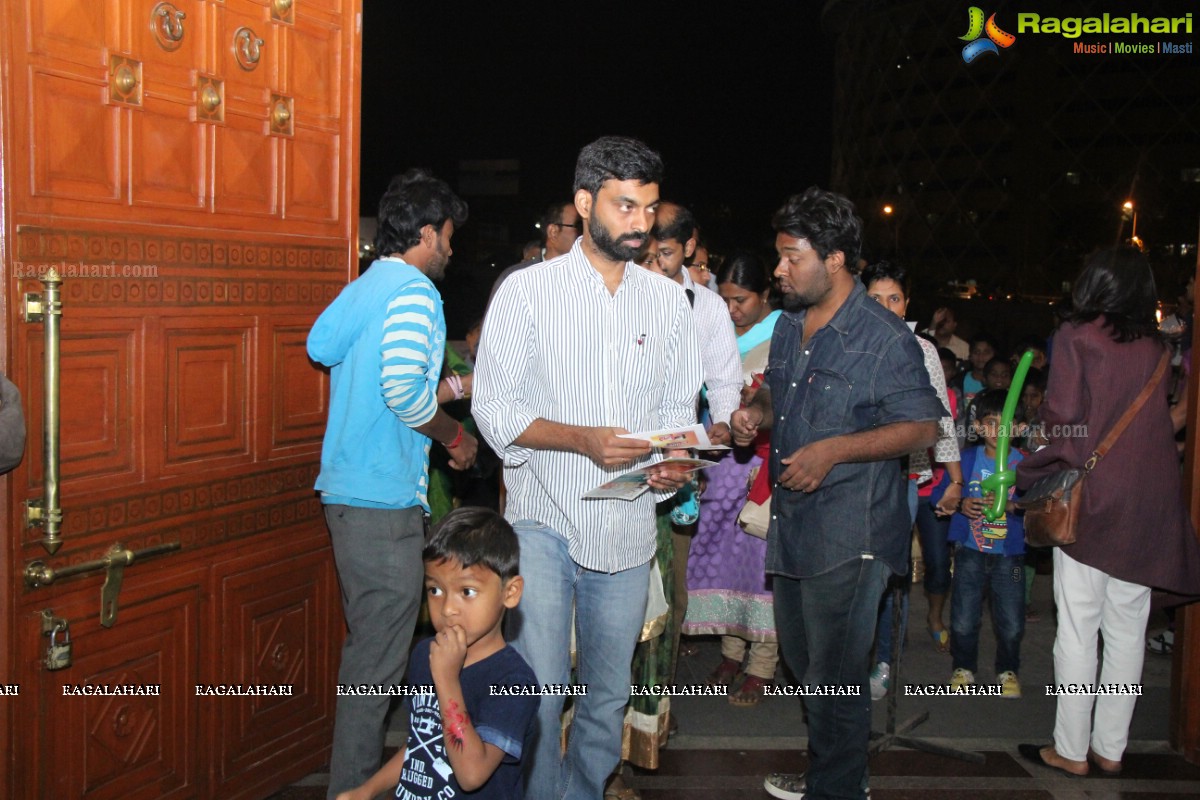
[707,657,741,687]
[1018,743,1088,778]
[928,626,950,653]
[729,674,771,706]
[1087,748,1122,776]
[604,774,641,800]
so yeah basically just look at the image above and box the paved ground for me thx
[273,571,1200,800]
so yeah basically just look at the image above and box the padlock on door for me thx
[44,622,72,671]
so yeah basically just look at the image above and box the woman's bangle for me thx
[444,424,464,450]
[444,374,465,401]
[949,480,964,487]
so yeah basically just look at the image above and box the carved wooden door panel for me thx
[0,0,361,797]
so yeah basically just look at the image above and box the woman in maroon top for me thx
[1017,248,1200,777]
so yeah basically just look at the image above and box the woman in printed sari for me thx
[682,252,782,706]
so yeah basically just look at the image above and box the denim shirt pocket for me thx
[799,368,852,432]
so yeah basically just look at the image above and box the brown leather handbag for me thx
[1016,350,1170,548]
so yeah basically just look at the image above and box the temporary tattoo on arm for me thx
[444,699,470,752]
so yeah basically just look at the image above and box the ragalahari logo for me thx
[960,7,1016,63]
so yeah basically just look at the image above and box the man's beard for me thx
[589,215,646,263]
[781,291,808,312]
[779,272,831,311]
[426,242,449,280]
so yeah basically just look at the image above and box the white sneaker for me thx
[869,662,890,701]
[763,773,870,799]
[763,773,807,800]
[949,668,975,691]
[998,671,1021,698]
[1147,629,1174,655]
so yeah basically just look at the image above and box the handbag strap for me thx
[1086,348,1170,470]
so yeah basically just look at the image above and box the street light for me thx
[1123,200,1144,251]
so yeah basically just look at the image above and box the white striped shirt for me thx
[473,240,704,573]
[681,270,742,425]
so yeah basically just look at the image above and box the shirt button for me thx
[804,350,810,355]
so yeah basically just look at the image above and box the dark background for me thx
[358,1,1198,345]
[360,2,837,335]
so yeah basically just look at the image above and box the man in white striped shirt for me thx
[473,136,703,800]
[308,169,478,799]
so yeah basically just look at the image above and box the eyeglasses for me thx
[556,221,582,231]
[691,262,709,272]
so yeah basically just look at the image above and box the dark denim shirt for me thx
[764,280,944,579]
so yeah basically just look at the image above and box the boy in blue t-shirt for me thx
[932,389,1026,698]
[336,507,539,800]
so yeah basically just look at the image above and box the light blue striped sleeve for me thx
[380,283,440,427]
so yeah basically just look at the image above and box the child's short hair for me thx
[973,389,1008,421]
[984,357,1011,377]
[423,507,519,580]
[1023,366,1047,392]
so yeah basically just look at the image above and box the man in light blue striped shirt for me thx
[474,137,703,800]
[309,169,478,799]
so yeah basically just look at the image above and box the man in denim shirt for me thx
[733,188,942,800]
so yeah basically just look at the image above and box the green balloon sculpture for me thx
[980,349,1035,522]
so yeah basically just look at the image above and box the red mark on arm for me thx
[444,699,470,752]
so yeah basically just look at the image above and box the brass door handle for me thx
[234,27,265,70]
[23,270,63,554]
[151,2,186,50]
[25,542,182,627]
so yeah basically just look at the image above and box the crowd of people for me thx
[308,136,1200,800]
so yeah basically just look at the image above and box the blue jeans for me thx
[324,504,425,799]
[950,545,1025,674]
[774,557,890,800]
[874,482,919,665]
[915,496,953,596]
[507,521,650,800]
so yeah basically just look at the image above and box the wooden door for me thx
[0,0,361,796]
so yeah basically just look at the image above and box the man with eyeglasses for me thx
[687,240,717,290]
[489,201,581,302]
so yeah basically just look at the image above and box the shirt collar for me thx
[566,238,646,294]
[826,279,866,334]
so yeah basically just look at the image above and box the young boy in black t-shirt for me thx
[336,507,539,800]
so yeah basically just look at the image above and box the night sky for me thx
[359,1,836,262]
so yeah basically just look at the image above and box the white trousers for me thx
[1051,548,1151,762]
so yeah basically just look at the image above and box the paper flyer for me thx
[582,457,718,501]
[618,423,730,451]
